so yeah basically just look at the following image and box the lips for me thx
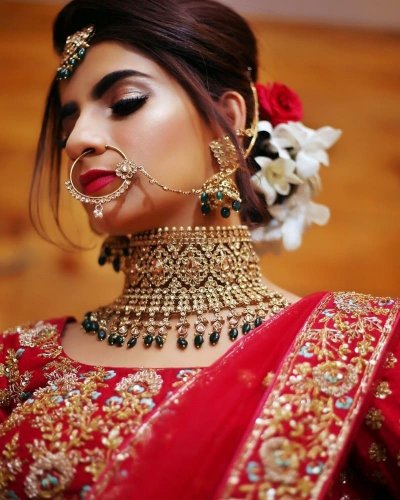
[79,169,118,196]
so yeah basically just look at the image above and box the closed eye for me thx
[111,95,149,117]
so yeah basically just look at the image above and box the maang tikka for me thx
[57,25,95,80]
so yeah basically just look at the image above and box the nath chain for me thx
[81,226,289,350]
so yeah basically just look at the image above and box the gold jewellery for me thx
[65,145,138,218]
[64,139,244,219]
[81,226,289,349]
[57,25,95,80]
[60,27,260,218]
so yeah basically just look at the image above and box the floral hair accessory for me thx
[250,82,341,251]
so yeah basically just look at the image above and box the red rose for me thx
[256,82,303,126]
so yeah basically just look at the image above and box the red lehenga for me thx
[0,291,399,499]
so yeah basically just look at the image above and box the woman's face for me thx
[59,41,235,234]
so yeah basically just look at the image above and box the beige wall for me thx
[221,0,400,29]
[0,2,399,330]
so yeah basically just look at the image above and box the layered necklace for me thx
[81,226,289,350]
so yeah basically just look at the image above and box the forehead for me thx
[58,41,169,101]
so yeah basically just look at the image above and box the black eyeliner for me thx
[111,95,149,116]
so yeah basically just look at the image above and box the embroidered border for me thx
[221,292,399,499]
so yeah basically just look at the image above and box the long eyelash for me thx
[111,95,148,117]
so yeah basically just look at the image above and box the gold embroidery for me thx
[0,433,23,490]
[222,292,399,499]
[24,450,75,498]
[0,319,166,497]
[0,349,32,406]
[365,408,384,430]
[374,380,392,399]
[368,442,387,462]
[263,371,275,387]
[383,351,397,369]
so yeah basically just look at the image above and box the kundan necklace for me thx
[81,226,289,349]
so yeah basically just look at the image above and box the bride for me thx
[1,1,399,498]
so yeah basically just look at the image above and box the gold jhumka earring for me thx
[199,83,259,218]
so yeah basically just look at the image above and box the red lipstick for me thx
[79,169,118,196]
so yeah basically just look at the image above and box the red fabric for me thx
[1,292,399,499]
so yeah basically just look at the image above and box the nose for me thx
[64,110,108,160]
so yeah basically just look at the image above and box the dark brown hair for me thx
[31,0,268,243]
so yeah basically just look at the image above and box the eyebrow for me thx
[60,69,151,120]
[91,69,151,99]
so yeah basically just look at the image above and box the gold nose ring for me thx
[64,145,138,218]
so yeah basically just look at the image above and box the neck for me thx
[82,225,288,351]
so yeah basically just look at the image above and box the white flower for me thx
[252,183,330,251]
[273,122,342,180]
[251,157,302,206]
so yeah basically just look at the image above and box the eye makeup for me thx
[110,94,149,117]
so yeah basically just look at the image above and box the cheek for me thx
[118,99,212,190]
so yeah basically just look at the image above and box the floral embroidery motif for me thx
[222,292,399,499]
[383,352,397,369]
[374,380,392,399]
[365,408,384,430]
[25,451,75,498]
[369,442,387,462]
[0,321,171,497]
[0,350,32,406]
[0,433,23,490]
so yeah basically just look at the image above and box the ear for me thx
[217,90,247,132]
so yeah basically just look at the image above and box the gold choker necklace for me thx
[81,226,289,349]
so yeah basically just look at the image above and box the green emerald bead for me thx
[20,391,33,402]
[200,192,209,203]
[144,334,154,347]
[232,200,241,212]
[57,68,70,80]
[97,330,107,341]
[82,319,91,332]
[209,331,220,345]
[201,203,211,215]
[77,47,86,58]
[155,335,164,348]
[229,328,239,340]
[98,255,107,266]
[194,334,204,349]
[112,257,121,272]
[242,322,251,334]
[108,335,117,346]
[90,321,99,332]
[69,57,78,67]
[127,337,137,349]
[177,338,188,349]
[221,207,230,218]
[115,335,125,346]
[255,317,263,327]
[215,191,224,201]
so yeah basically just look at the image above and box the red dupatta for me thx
[89,291,400,499]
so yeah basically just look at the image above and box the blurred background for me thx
[0,0,399,330]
